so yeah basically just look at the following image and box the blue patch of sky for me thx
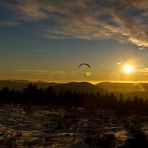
[128,8,146,16]
[96,13,119,27]
[0,5,16,20]
[128,8,147,22]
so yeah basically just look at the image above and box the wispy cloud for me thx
[14,69,81,81]
[15,69,49,74]
[135,67,148,76]
[0,20,20,27]
[1,0,148,48]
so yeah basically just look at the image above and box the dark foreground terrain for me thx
[0,83,148,147]
[0,104,148,148]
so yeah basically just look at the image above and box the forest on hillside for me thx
[0,83,148,115]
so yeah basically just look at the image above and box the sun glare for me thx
[123,64,135,74]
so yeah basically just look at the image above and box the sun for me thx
[123,64,135,74]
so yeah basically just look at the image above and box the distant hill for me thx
[0,80,60,90]
[52,82,106,94]
[96,82,148,92]
[0,80,106,94]
[96,82,148,99]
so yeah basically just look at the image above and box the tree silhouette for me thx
[0,84,147,116]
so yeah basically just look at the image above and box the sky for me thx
[0,0,148,83]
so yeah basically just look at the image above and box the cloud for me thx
[15,69,48,74]
[144,68,148,71]
[0,20,20,27]
[135,67,148,76]
[14,69,81,81]
[1,0,148,47]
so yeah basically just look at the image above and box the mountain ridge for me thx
[51,82,106,94]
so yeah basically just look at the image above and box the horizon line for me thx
[0,79,148,84]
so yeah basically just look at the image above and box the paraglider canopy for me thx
[79,63,91,68]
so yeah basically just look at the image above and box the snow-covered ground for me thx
[0,104,147,147]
